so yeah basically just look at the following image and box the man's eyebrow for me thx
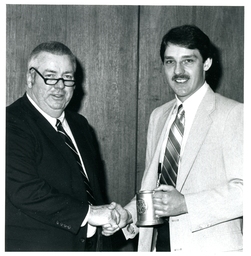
[43,69,56,73]
[164,54,198,59]
[43,69,74,75]
[182,54,198,59]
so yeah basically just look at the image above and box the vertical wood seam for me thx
[134,5,141,194]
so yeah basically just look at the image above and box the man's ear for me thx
[203,58,212,71]
[27,71,34,88]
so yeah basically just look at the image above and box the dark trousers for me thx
[90,228,112,251]
[84,235,98,251]
[156,219,171,251]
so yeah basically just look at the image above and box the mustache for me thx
[172,74,190,81]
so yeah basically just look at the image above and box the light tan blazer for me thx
[123,87,243,252]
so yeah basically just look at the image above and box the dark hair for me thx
[28,41,76,70]
[160,25,212,63]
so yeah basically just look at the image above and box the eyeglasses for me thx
[29,67,75,87]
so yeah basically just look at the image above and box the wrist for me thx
[87,205,95,223]
[182,195,188,214]
[82,205,91,227]
[125,209,133,224]
[124,210,135,235]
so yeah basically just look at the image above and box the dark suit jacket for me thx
[6,94,108,251]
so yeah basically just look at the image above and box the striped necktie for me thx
[160,104,185,186]
[56,119,96,205]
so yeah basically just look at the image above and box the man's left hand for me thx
[153,185,188,217]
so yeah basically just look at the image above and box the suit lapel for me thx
[141,101,175,191]
[21,95,97,204]
[35,114,80,172]
[65,113,96,189]
[22,95,83,178]
[176,88,216,191]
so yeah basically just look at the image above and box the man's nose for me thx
[54,79,65,89]
[174,63,184,75]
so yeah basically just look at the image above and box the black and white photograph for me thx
[4,1,248,252]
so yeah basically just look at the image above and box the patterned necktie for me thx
[160,104,185,186]
[56,119,96,205]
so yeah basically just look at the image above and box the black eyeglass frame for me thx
[29,67,75,87]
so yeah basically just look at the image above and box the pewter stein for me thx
[136,190,164,226]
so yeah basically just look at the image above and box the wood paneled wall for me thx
[6,5,244,251]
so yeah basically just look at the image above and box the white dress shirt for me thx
[26,93,96,237]
[159,82,209,168]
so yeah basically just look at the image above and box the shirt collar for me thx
[26,93,65,128]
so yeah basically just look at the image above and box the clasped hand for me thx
[153,185,188,217]
[102,203,133,236]
[88,202,132,236]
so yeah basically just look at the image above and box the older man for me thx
[6,42,129,251]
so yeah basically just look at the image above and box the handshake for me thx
[87,202,133,236]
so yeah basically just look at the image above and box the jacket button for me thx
[80,238,85,243]
[85,239,93,249]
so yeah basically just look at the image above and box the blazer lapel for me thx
[21,95,94,205]
[141,101,175,191]
[36,116,80,171]
[22,95,82,175]
[176,88,216,191]
[65,113,96,189]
